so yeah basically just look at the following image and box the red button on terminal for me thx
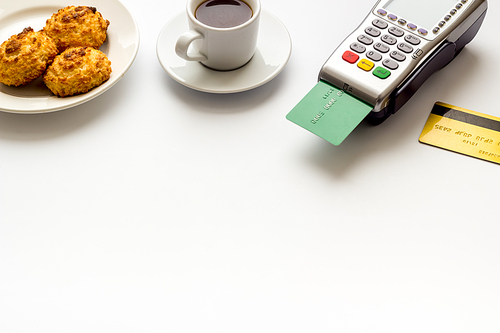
[342,51,359,64]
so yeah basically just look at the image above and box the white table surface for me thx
[1,0,499,332]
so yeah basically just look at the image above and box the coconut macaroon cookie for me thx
[0,27,58,86]
[43,6,110,53]
[43,47,112,97]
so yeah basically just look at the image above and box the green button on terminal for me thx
[373,66,391,79]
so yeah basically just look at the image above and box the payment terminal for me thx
[287,0,488,145]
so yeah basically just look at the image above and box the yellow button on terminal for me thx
[357,59,374,71]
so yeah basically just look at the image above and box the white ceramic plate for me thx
[0,0,140,114]
[157,10,292,94]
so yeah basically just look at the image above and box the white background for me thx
[1,0,499,332]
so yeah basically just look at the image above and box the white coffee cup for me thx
[175,0,261,71]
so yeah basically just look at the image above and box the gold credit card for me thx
[419,102,500,164]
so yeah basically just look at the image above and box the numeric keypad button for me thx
[350,42,366,53]
[365,27,381,37]
[381,34,397,45]
[404,35,421,45]
[372,19,388,29]
[374,42,390,53]
[390,51,406,62]
[397,42,413,53]
[358,35,374,45]
[383,59,399,70]
[367,50,382,62]
[388,27,404,37]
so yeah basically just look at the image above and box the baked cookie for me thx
[43,6,110,53]
[0,27,58,86]
[43,47,112,97]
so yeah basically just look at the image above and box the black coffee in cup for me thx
[195,0,253,29]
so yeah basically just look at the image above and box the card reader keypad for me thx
[342,19,422,80]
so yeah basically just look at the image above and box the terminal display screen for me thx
[383,0,457,29]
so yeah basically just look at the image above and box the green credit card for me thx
[286,81,373,145]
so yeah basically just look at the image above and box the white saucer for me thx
[156,10,292,94]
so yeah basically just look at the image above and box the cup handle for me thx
[175,30,207,62]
